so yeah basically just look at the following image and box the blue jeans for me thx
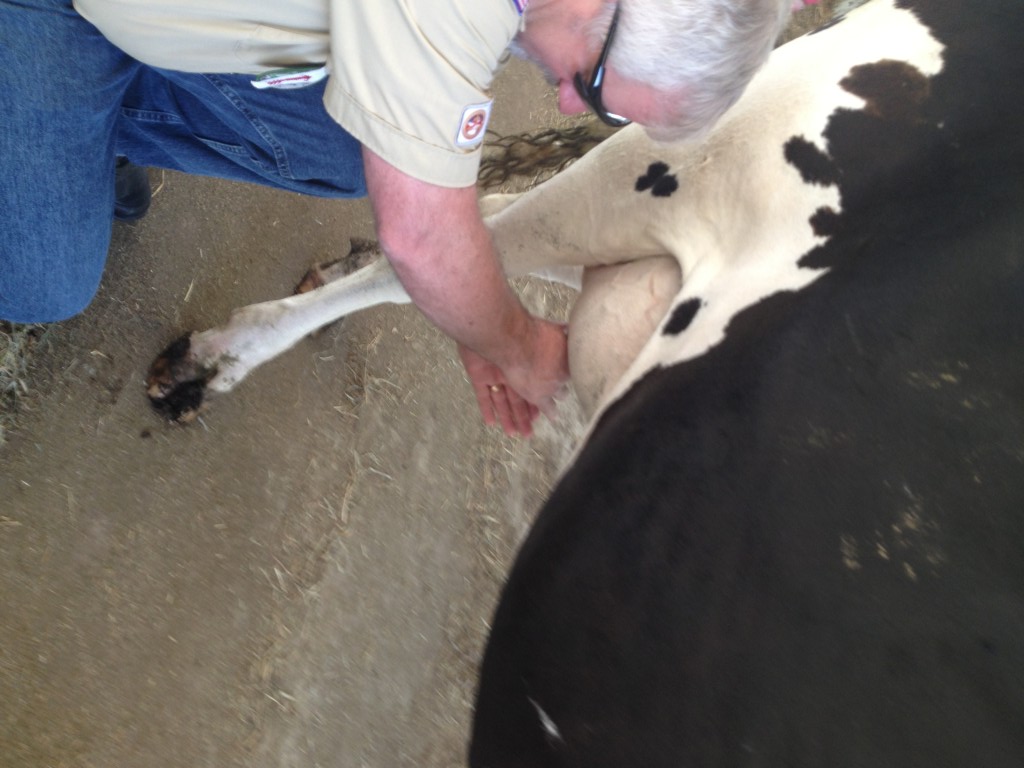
[0,0,366,323]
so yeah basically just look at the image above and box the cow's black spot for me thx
[810,206,843,237]
[841,59,931,123]
[884,644,917,677]
[636,162,669,190]
[784,136,841,186]
[636,162,679,197]
[652,175,679,197]
[663,298,701,335]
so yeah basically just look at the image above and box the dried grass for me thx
[0,321,45,447]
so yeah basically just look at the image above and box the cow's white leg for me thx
[147,255,410,420]
[146,227,584,422]
[148,126,689,421]
[482,130,679,277]
[478,192,520,219]
[206,256,409,391]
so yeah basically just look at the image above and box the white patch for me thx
[455,101,493,149]
[528,697,564,742]
[592,0,946,424]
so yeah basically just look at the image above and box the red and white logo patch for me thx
[455,101,493,149]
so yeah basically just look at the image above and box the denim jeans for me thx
[0,0,367,323]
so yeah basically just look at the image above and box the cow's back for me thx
[470,0,1024,765]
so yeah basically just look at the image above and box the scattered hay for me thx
[0,321,46,446]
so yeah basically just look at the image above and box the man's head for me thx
[512,0,793,141]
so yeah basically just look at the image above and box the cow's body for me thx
[470,0,1024,765]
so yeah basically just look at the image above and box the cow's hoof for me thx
[146,335,216,424]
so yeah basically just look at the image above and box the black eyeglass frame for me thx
[573,4,631,127]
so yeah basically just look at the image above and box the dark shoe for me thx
[114,157,152,222]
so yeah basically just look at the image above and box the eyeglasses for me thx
[573,3,631,127]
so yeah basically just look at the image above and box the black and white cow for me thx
[468,0,1024,766]
[147,0,1023,762]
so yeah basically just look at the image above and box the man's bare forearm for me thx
[362,146,567,407]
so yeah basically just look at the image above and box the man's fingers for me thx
[473,384,498,427]
[489,387,518,435]
[507,394,537,438]
[489,385,535,437]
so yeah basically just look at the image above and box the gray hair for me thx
[593,0,792,141]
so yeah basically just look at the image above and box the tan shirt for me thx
[74,0,525,187]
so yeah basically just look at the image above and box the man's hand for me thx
[459,345,539,436]
[458,318,569,437]
[362,146,570,436]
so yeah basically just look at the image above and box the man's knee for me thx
[0,240,107,324]
[0,281,101,324]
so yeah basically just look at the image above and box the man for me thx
[0,0,792,435]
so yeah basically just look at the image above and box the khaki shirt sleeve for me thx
[324,0,521,188]
[74,0,332,73]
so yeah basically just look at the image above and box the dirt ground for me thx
[0,9,836,767]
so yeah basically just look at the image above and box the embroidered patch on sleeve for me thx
[454,101,493,149]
